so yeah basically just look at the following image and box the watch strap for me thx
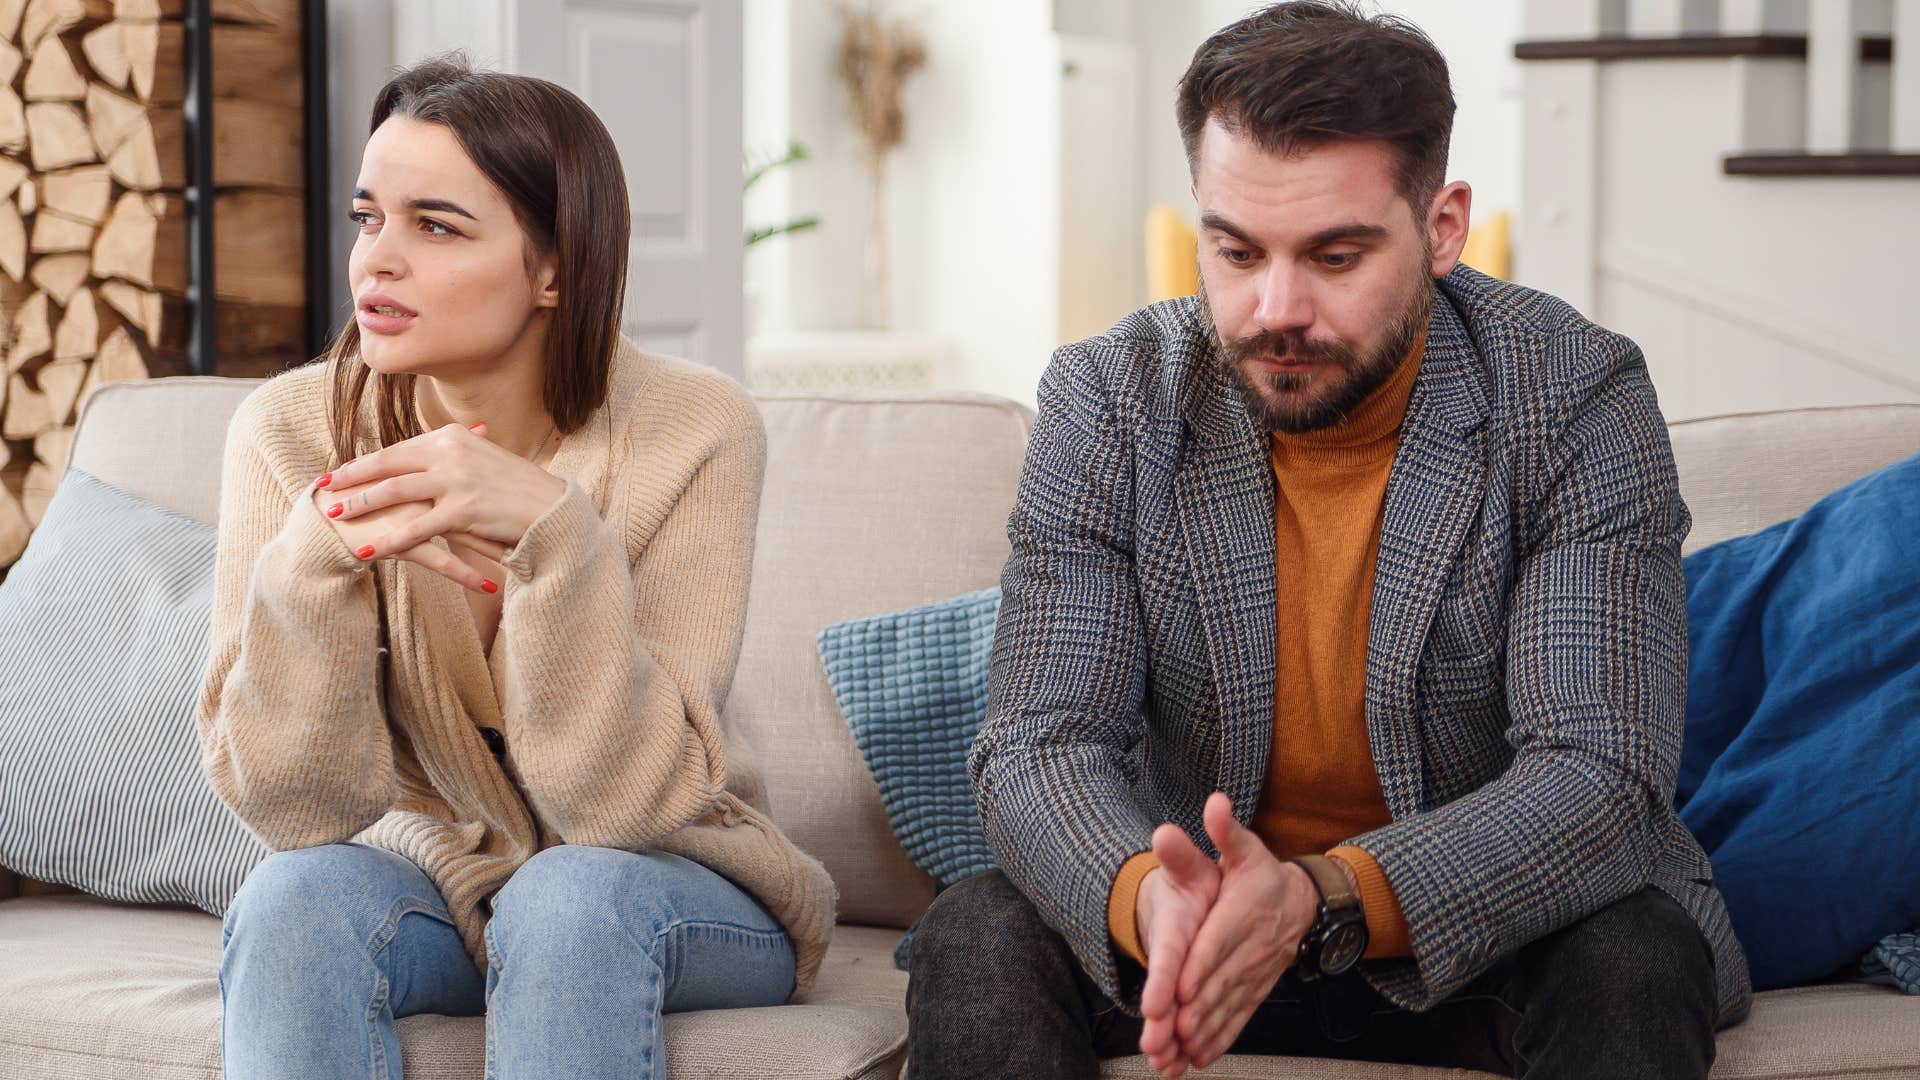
[1287,854,1360,912]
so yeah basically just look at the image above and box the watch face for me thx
[1322,921,1368,974]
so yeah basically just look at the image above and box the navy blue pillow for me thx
[1678,451,1920,989]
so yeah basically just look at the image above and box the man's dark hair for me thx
[1177,1,1456,208]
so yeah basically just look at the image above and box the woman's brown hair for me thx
[323,53,631,465]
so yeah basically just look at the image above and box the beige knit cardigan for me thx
[195,339,837,994]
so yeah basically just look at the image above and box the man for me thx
[906,3,1751,1078]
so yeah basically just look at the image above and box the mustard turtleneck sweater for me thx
[1109,330,1426,966]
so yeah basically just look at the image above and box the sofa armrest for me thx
[0,868,19,900]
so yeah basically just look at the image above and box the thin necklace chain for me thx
[525,424,557,463]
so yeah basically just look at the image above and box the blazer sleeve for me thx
[1348,333,1692,1010]
[196,390,399,851]
[491,391,765,851]
[969,341,1160,1009]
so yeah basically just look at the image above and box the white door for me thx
[396,0,746,378]
[1057,33,1143,345]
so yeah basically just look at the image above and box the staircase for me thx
[1516,0,1920,420]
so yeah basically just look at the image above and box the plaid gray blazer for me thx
[971,265,1752,1027]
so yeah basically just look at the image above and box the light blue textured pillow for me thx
[819,587,1002,964]
[0,469,267,914]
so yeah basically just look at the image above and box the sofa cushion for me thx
[3,894,1916,1080]
[1093,985,1920,1079]
[0,895,910,1079]
[0,470,267,915]
[729,393,1033,929]
[1668,404,1920,555]
[68,377,263,526]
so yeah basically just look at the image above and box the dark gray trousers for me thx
[907,870,1717,1079]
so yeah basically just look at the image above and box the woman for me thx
[197,55,834,1079]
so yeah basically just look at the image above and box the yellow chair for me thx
[1460,210,1510,281]
[1145,203,1199,302]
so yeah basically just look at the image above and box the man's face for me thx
[1192,120,1439,434]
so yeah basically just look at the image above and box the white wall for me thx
[744,0,866,334]
[1585,59,1920,418]
[746,0,1062,404]
[888,1,1062,404]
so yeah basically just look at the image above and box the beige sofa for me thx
[2,377,1918,1080]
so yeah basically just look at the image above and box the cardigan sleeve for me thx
[490,388,767,851]
[195,388,399,851]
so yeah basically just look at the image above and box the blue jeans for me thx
[219,843,796,1079]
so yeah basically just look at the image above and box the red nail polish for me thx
[317,472,332,489]
[481,579,499,594]
[355,545,376,560]
[326,503,344,518]
[470,422,485,431]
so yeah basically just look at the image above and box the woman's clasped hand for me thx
[312,420,566,594]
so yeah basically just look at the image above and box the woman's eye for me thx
[420,218,457,237]
[348,209,377,228]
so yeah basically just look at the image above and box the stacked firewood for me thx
[0,0,304,568]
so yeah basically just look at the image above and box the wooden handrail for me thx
[1514,35,1892,62]
[1723,152,1920,176]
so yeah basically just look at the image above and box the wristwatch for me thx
[1285,855,1369,981]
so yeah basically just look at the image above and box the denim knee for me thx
[486,846,779,969]
[227,845,425,938]
[225,844,451,985]
[488,847,672,957]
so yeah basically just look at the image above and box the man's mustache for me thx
[1220,330,1358,370]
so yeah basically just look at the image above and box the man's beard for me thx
[1199,268,1433,435]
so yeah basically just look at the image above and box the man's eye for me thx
[1219,247,1253,265]
[1321,252,1359,269]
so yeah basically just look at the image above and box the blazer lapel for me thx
[1173,353,1276,823]
[1366,288,1491,818]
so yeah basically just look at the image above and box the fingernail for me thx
[355,545,375,560]
[481,579,499,594]
[469,422,485,431]
[326,502,344,518]
[317,472,332,489]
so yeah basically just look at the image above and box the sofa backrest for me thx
[60,380,1920,929]
[728,394,1033,928]
[69,377,261,525]
[1668,404,1920,554]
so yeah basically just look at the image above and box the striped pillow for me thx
[0,469,266,914]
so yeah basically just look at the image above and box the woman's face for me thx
[347,116,558,377]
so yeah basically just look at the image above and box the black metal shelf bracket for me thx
[184,0,214,375]
[302,0,331,361]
